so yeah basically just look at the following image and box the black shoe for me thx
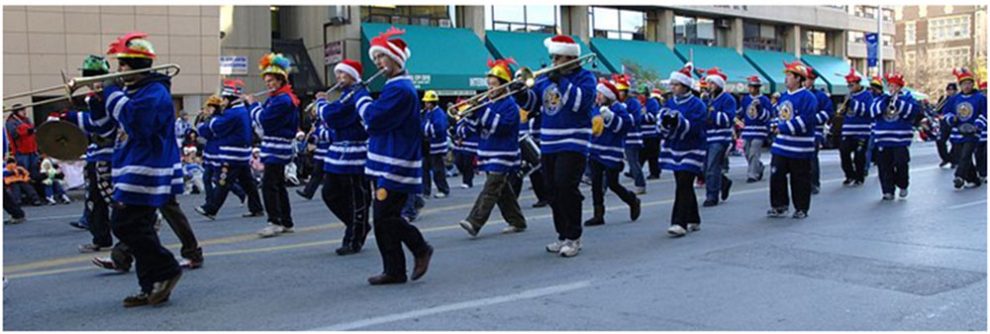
[811,186,820,195]
[295,189,313,200]
[532,200,548,208]
[583,217,604,226]
[629,198,641,222]
[241,211,264,218]
[123,291,153,308]
[792,210,808,219]
[368,274,407,285]
[147,271,182,306]
[746,178,758,183]
[842,179,854,186]
[721,179,732,201]
[939,161,951,168]
[194,206,216,221]
[766,207,788,218]
[646,175,660,180]
[69,221,89,230]
[335,246,360,256]
[954,177,965,189]
[702,199,718,207]
[411,245,433,281]
[623,172,633,178]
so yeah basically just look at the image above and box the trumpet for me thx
[448,54,597,119]
[3,64,181,113]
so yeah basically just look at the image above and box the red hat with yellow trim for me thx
[869,75,884,88]
[611,74,632,91]
[885,72,905,87]
[106,32,156,59]
[486,58,517,83]
[843,68,862,84]
[952,67,975,84]
[783,60,811,79]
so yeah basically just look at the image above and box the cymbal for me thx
[37,120,89,161]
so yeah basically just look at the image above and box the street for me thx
[2,142,986,331]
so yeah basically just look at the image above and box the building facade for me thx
[894,5,987,98]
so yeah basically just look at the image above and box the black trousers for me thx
[876,146,910,195]
[839,137,868,183]
[372,190,430,278]
[110,204,180,293]
[542,152,586,241]
[322,173,372,250]
[3,188,25,219]
[85,163,112,246]
[508,166,549,202]
[588,159,636,210]
[770,155,812,212]
[641,136,661,177]
[977,142,987,178]
[7,182,40,205]
[671,171,700,227]
[261,163,293,227]
[810,145,821,189]
[454,152,475,187]
[955,141,980,183]
[111,197,204,268]
[204,164,263,215]
[422,153,449,195]
[300,162,325,197]
[937,121,953,164]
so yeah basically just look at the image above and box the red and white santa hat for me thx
[334,59,363,82]
[746,75,763,86]
[669,62,695,88]
[368,27,411,70]
[597,78,620,101]
[544,35,581,57]
[703,67,727,89]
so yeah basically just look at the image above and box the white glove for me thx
[599,106,614,123]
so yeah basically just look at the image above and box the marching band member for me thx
[583,79,640,227]
[194,80,265,219]
[421,90,450,198]
[944,68,987,189]
[871,72,919,200]
[457,59,527,237]
[89,32,184,307]
[838,69,873,186]
[658,63,706,237]
[865,75,886,172]
[247,53,300,238]
[701,67,736,207]
[513,35,599,257]
[356,27,433,284]
[315,58,373,256]
[936,83,959,168]
[641,88,664,180]
[296,107,332,200]
[613,75,646,194]
[804,69,834,195]
[767,61,818,219]
[512,108,551,208]
[738,75,771,183]
[453,102,479,189]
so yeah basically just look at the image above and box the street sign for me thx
[219,56,248,75]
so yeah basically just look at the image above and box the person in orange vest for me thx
[4,158,42,207]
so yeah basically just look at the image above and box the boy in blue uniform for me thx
[420,90,450,198]
[613,75,646,194]
[658,64,707,237]
[583,79,641,227]
[804,69,833,195]
[641,89,664,179]
[357,27,433,284]
[739,75,771,183]
[701,67,736,207]
[944,67,988,188]
[838,69,873,186]
[453,101,479,189]
[247,53,300,238]
[767,61,819,219]
[871,72,920,200]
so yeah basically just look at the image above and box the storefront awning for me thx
[361,23,492,94]
[590,38,682,89]
[484,30,612,76]
[742,49,827,93]
[674,44,764,94]
[800,54,868,96]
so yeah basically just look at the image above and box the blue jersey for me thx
[356,74,423,194]
[870,90,920,148]
[517,68,597,155]
[423,106,449,155]
[770,88,819,159]
[739,94,772,141]
[944,91,988,144]
[468,96,521,173]
[590,101,633,169]
[841,88,873,139]
[658,94,707,174]
[65,110,114,162]
[705,91,737,145]
[317,84,370,175]
[201,103,253,166]
[641,97,661,138]
[250,92,300,164]
[810,88,834,144]
[454,117,479,155]
[622,97,643,149]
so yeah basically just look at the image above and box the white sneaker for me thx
[61,194,71,203]
[433,192,448,199]
[558,239,581,257]
[635,187,647,195]
[898,188,908,198]
[687,223,700,232]
[546,240,565,253]
[459,183,470,189]
[667,225,687,237]
[501,225,526,234]
[258,224,286,238]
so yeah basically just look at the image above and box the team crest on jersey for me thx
[882,99,900,121]
[747,100,760,119]
[956,102,974,121]
[777,101,793,121]
[542,84,563,116]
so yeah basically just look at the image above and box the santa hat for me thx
[486,58,517,83]
[843,68,862,84]
[334,59,363,82]
[220,79,245,97]
[703,67,727,89]
[953,67,975,84]
[368,27,411,70]
[650,88,665,100]
[544,35,580,57]
[885,72,905,87]
[783,61,811,79]
[597,79,620,101]
[747,75,762,86]
[669,62,695,88]
[611,74,631,91]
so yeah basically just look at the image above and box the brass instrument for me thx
[231,89,275,106]
[3,64,181,113]
[447,54,597,119]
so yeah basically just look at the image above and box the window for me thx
[904,22,916,45]
[486,5,559,33]
[743,21,783,51]
[674,15,716,46]
[848,31,865,43]
[882,34,892,47]
[802,30,828,55]
[589,7,645,40]
[928,15,971,42]
[362,6,451,27]
[931,47,971,71]
[904,51,916,69]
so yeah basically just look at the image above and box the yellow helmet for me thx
[422,90,439,103]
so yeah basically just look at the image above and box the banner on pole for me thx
[865,33,879,67]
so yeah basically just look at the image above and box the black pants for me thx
[85,163,112,246]
[810,145,821,189]
[454,152,475,187]
[372,190,430,278]
[204,164,263,215]
[465,172,525,228]
[322,173,372,250]
[671,171,700,227]
[110,204,180,293]
[770,155,813,212]
[937,122,953,164]
[588,159,637,210]
[977,142,987,178]
[508,166,549,202]
[955,141,980,183]
[641,137,661,177]
[111,197,204,268]
[262,163,293,227]
[300,162,325,197]
[542,152,586,241]
[422,153,449,196]
[839,137,868,182]
[7,182,40,205]
[876,146,910,195]
[3,188,25,219]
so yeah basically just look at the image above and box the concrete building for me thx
[894,5,987,97]
[3,6,221,121]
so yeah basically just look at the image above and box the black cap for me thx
[946,83,958,91]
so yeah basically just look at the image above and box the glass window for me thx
[743,21,782,51]
[590,7,645,40]
[674,14,715,46]
[928,15,971,42]
[802,30,828,55]
[362,6,449,26]
[848,31,865,43]
[905,22,916,45]
[488,5,558,33]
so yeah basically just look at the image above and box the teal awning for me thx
[590,38,682,90]
[674,44,763,94]
[361,23,492,94]
[742,49,826,93]
[484,30,612,76]
[800,54,868,96]
[903,87,930,101]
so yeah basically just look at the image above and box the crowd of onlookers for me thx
[4,105,72,213]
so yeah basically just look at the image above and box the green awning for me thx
[589,38,682,89]
[484,30,612,76]
[800,54,868,96]
[361,23,492,94]
[674,44,763,94]
[742,49,827,93]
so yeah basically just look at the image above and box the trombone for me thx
[448,54,597,119]
[303,68,388,114]
[3,64,181,113]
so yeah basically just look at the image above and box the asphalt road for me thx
[2,142,986,330]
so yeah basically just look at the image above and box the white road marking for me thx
[948,200,987,210]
